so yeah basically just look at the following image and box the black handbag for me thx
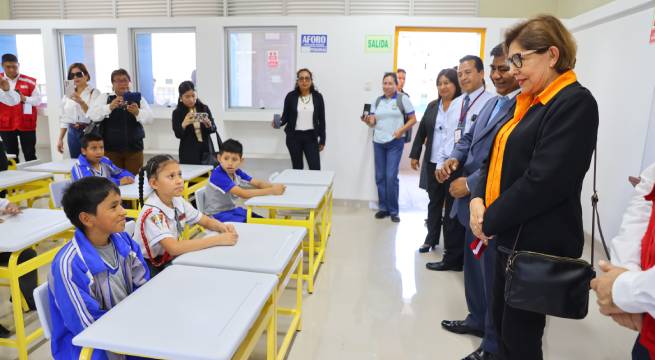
[503,149,610,319]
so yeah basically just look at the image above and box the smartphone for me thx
[362,104,371,118]
[273,114,282,129]
[123,91,142,105]
[64,80,75,97]
[194,112,210,126]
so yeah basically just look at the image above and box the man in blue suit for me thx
[436,43,520,360]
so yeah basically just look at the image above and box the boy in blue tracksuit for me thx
[48,177,150,360]
[71,133,135,186]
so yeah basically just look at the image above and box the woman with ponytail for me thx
[133,154,238,276]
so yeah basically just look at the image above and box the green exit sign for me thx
[366,35,392,53]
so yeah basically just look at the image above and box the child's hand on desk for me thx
[120,177,136,185]
[270,184,286,195]
[218,223,237,234]
[1,203,22,216]
[211,232,238,246]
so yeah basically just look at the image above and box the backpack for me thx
[375,92,412,143]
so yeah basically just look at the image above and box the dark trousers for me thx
[493,248,546,360]
[462,227,499,353]
[105,151,144,176]
[0,249,38,310]
[633,336,652,360]
[0,130,37,162]
[0,140,7,171]
[285,130,321,170]
[441,172,466,266]
[424,162,446,247]
[67,125,84,159]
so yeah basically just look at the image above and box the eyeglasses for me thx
[70,71,85,79]
[297,76,311,82]
[507,48,549,68]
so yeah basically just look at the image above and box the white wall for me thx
[0,16,518,201]
[568,0,655,238]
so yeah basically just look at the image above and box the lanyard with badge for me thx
[454,89,485,144]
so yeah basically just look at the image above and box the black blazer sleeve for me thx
[201,105,218,135]
[315,92,326,145]
[280,91,295,127]
[171,108,186,139]
[204,105,222,149]
[410,100,437,160]
[482,87,599,236]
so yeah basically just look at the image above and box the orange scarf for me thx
[484,70,577,206]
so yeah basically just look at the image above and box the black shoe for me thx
[0,324,10,338]
[390,215,400,223]
[418,244,436,253]
[426,261,463,271]
[462,347,498,360]
[441,320,484,337]
[374,211,390,219]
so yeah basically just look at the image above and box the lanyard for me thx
[457,89,485,129]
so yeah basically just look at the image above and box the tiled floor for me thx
[0,197,638,360]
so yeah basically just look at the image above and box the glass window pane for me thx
[227,28,296,109]
[0,33,47,103]
[135,31,196,107]
[61,32,119,94]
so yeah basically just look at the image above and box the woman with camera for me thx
[172,80,221,165]
[87,68,153,175]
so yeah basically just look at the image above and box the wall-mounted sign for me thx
[650,10,655,45]
[267,50,279,67]
[366,35,392,53]
[301,34,328,53]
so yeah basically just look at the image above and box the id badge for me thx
[454,129,463,144]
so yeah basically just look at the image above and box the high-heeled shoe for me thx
[418,244,435,253]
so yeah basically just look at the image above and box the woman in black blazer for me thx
[172,81,221,165]
[410,68,461,252]
[469,16,599,360]
[277,68,326,170]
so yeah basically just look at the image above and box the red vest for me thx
[639,184,655,358]
[0,73,38,131]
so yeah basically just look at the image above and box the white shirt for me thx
[370,92,415,144]
[0,89,20,106]
[87,92,154,125]
[429,100,455,164]
[0,198,9,210]
[133,192,202,259]
[610,163,655,316]
[7,74,42,106]
[295,95,314,131]
[435,86,494,168]
[59,87,100,128]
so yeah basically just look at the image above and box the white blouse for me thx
[59,86,100,129]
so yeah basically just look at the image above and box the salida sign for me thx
[366,35,392,53]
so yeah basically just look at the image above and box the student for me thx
[204,139,286,223]
[71,133,135,186]
[133,155,238,276]
[48,177,150,359]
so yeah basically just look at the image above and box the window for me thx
[0,32,47,103]
[59,31,119,94]
[394,27,485,119]
[227,27,296,109]
[133,29,196,107]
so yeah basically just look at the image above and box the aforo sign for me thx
[366,35,392,53]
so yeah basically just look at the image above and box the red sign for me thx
[267,50,279,68]
[651,12,655,45]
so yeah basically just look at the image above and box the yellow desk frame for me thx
[2,177,53,208]
[0,229,72,360]
[274,243,303,360]
[246,193,331,294]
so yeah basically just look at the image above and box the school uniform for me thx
[204,165,253,223]
[71,155,134,185]
[133,192,202,275]
[48,229,149,360]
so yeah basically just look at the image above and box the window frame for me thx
[0,29,47,104]
[57,28,118,96]
[225,26,297,111]
[130,27,197,108]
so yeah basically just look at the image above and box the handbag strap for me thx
[508,147,611,266]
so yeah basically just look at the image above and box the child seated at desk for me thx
[0,198,37,339]
[134,155,238,277]
[204,139,286,223]
[48,177,150,359]
[71,133,135,186]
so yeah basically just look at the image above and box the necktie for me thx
[458,95,471,129]
[486,96,510,128]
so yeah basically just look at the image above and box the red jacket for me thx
[0,73,38,131]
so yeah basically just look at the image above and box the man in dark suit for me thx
[437,44,520,360]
